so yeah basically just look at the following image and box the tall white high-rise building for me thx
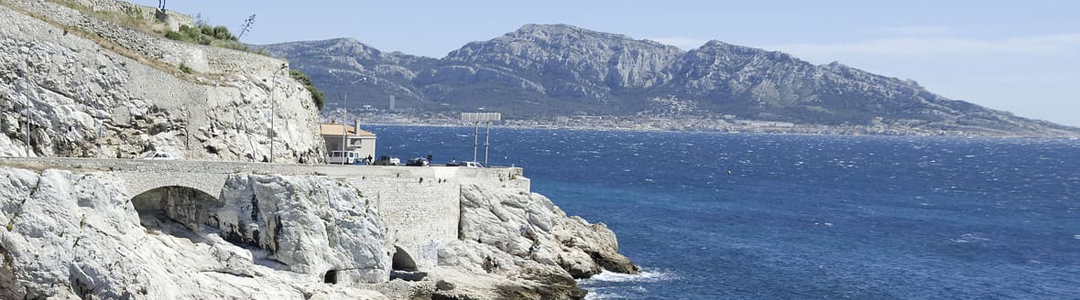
[389,95,396,111]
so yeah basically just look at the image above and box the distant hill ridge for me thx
[260,24,1080,137]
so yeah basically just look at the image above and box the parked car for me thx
[448,161,484,168]
[406,157,429,166]
[141,151,180,161]
[328,151,364,165]
[373,156,401,166]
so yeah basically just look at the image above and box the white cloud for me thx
[646,37,709,50]
[772,34,1080,56]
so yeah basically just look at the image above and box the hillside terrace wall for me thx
[4,0,285,75]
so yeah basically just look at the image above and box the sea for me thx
[368,124,1080,300]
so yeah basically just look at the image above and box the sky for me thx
[134,0,1080,126]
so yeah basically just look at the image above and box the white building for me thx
[321,121,376,162]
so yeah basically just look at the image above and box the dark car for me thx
[373,156,401,166]
[406,157,429,166]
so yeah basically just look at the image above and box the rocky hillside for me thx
[261,24,1079,137]
[0,0,326,162]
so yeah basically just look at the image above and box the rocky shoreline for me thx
[0,167,637,299]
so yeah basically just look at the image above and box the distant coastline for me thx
[329,112,1080,139]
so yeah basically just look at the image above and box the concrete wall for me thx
[346,175,459,269]
[357,137,376,162]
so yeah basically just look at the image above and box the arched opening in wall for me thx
[392,246,418,272]
[323,269,339,284]
[390,245,426,281]
[131,186,222,240]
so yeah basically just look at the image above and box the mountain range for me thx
[259,24,1079,136]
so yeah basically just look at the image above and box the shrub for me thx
[166,24,241,48]
[289,70,325,110]
[179,63,192,74]
[163,30,189,42]
[212,26,235,41]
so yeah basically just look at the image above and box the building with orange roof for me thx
[321,120,376,163]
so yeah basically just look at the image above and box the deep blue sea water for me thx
[369,125,1080,300]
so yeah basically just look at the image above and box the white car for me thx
[328,151,363,165]
[446,160,484,168]
[142,152,180,160]
[458,161,485,168]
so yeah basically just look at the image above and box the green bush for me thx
[165,24,244,50]
[289,70,325,110]
[179,63,192,74]
[164,30,190,42]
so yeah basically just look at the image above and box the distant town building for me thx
[321,121,376,161]
[389,95,396,111]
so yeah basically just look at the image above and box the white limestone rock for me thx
[0,167,389,299]
[454,184,638,278]
[0,1,326,163]
[213,174,390,284]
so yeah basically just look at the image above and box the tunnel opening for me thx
[131,186,222,240]
[390,246,426,281]
[323,269,339,284]
[392,246,418,272]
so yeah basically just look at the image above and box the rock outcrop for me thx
[450,184,636,278]
[429,184,637,299]
[0,167,388,299]
[0,165,636,300]
[0,0,326,162]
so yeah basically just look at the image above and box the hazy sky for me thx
[134,0,1080,126]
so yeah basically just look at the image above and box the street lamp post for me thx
[338,77,366,165]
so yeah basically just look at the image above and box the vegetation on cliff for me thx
[289,69,326,110]
[165,23,249,52]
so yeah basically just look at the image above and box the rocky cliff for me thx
[0,0,326,162]
[0,166,635,299]
[261,24,1080,137]
[0,2,638,299]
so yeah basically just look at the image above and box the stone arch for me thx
[128,183,218,202]
[117,172,228,204]
[391,246,418,272]
[131,185,222,230]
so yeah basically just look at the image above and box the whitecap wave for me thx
[579,269,677,284]
[951,233,991,244]
[583,290,622,300]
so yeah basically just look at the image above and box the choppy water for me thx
[370,125,1080,299]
